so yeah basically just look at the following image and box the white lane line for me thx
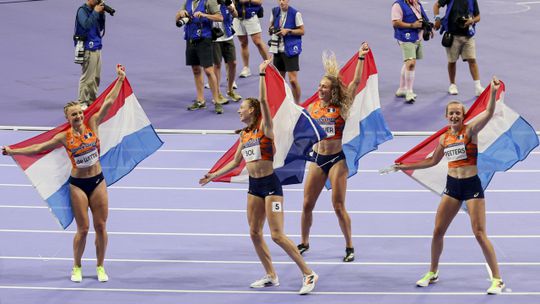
[2,256,540,266]
[0,285,536,295]
[1,183,539,193]
[2,205,540,215]
[1,229,540,238]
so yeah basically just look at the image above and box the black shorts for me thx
[443,175,484,201]
[212,39,236,65]
[69,172,105,198]
[248,173,283,198]
[273,52,299,72]
[186,38,214,68]
[312,150,346,175]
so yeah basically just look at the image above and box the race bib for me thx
[272,202,282,212]
[242,145,262,162]
[444,143,467,162]
[74,149,99,168]
[321,123,335,137]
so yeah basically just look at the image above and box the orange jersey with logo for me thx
[65,124,101,169]
[309,100,345,140]
[240,127,274,162]
[442,127,477,168]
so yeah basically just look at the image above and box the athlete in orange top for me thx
[2,64,126,283]
[393,77,505,294]
[298,42,370,262]
[199,60,317,295]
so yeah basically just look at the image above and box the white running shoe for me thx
[239,66,251,78]
[299,272,318,295]
[232,81,238,89]
[71,266,82,283]
[395,88,407,98]
[405,90,416,103]
[96,266,109,282]
[250,274,279,288]
[416,271,439,287]
[475,85,485,97]
[204,82,210,89]
[448,84,459,95]
[487,278,505,295]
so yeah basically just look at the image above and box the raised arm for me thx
[89,64,126,130]
[199,143,243,186]
[2,133,65,156]
[395,135,446,171]
[258,60,274,138]
[468,77,500,136]
[347,42,370,95]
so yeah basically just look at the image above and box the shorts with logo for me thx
[443,175,484,201]
[212,38,236,64]
[399,40,423,61]
[248,173,283,198]
[69,172,105,198]
[445,35,476,63]
[312,150,346,175]
[273,52,299,72]
[186,38,214,68]
[233,16,262,36]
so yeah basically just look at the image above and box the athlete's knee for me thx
[432,226,446,240]
[250,228,263,240]
[270,230,286,244]
[93,221,107,235]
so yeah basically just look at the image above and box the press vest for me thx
[220,4,234,37]
[185,0,213,40]
[441,0,476,36]
[393,0,427,42]
[74,4,105,51]
[235,0,261,19]
[272,6,302,57]
[309,100,345,141]
[442,127,478,168]
[65,125,101,169]
[240,127,274,162]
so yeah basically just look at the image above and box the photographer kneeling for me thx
[177,0,224,114]
[391,0,432,104]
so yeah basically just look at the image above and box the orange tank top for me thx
[240,127,274,162]
[309,100,345,140]
[65,124,100,169]
[442,127,477,168]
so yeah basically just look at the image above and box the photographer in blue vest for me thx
[434,0,483,96]
[74,0,106,108]
[233,0,269,78]
[268,0,304,104]
[177,0,225,114]
[391,0,432,104]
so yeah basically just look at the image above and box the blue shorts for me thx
[443,175,484,201]
[312,150,346,175]
[248,173,283,198]
[69,172,105,198]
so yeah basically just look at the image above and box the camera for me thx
[176,17,190,28]
[217,0,232,5]
[268,28,280,53]
[421,19,434,41]
[73,35,86,64]
[97,0,116,16]
[212,27,224,40]
[268,27,280,36]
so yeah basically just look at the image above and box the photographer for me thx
[434,0,482,96]
[233,0,269,78]
[74,0,106,108]
[177,0,225,114]
[268,0,304,104]
[391,0,432,104]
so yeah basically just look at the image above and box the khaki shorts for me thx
[445,35,476,63]
[400,41,423,61]
[233,16,262,36]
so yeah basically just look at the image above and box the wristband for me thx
[259,73,266,76]
[358,56,365,60]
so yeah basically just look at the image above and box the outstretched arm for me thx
[395,136,445,171]
[347,42,370,95]
[89,64,126,130]
[199,143,243,186]
[468,77,500,136]
[2,133,65,156]
[259,60,274,138]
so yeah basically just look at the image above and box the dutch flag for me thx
[8,78,163,229]
[395,82,539,195]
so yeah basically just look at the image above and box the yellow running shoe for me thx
[70,266,82,283]
[487,278,505,295]
[416,271,439,287]
[96,266,109,282]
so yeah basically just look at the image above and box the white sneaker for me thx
[232,81,238,89]
[405,90,416,103]
[416,271,439,287]
[448,84,459,95]
[250,274,279,288]
[487,278,505,295]
[395,88,407,98]
[239,67,251,78]
[475,85,485,97]
[204,82,210,89]
[299,272,318,295]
